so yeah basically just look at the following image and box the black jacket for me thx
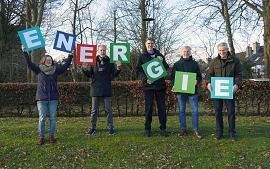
[23,52,73,101]
[136,48,169,91]
[171,56,202,94]
[206,52,242,86]
[82,55,121,97]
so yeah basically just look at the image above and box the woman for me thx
[22,46,73,145]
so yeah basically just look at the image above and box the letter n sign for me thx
[211,77,233,99]
[110,43,130,64]
[142,58,167,82]
[174,71,196,94]
[53,31,76,53]
[76,44,97,65]
[18,27,45,52]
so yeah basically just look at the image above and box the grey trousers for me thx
[90,97,113,130]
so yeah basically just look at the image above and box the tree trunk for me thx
[263,0,270,78]
[70,0,79,82]
[220,0,235,56]
[140,0,147,52]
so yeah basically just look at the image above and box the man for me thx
[136,37,169,137]
[206,42,241,141]
[82,45,121,135]
[171,46,202,139]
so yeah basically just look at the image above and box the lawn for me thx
[0,116,269,168]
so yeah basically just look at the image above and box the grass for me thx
[0,116,270,169]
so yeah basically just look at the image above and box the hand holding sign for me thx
[142,58,167,83]
[210,77,233,99]
[173,71,196,94]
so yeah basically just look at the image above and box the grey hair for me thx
[217,42,229,49]
[98,44,106,50]
[181,46,192,51]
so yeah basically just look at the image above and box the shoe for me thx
[178,129,188,137]
[144,130,151,137]
[160,129,169,137]
[87,128,96,135]
[192,131,202,139]
[230,133,236,141]
[37,138,45,145]
[109,128,115,135]
[216,134,223,140]
[49,136,55,144]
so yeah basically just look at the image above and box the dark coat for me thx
[136,48,169,91]
[23,52,73,101]
[171,56,202,94]
[82,55,121,97]
[206,52,242,86]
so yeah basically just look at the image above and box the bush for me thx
[0,80,270,117]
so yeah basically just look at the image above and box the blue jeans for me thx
[176,94,199,131]
[91,97,113,130]
[37,100,58,137]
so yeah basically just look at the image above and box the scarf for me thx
[39,65,56,75]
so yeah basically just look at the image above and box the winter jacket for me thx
[206,52,242,86]
[82,55,121,97]
[136,48,169,91]
[171,56,202,94]
[23,52,73,101]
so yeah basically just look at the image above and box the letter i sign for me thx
[173,71,196,94]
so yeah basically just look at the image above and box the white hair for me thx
[217,42,229,49]
[98,44,106,50]
[181,46,192,51]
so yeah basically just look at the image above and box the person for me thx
[136,37,169,137]
[171,46,202,139]
[22,46,73,145]
[206,42,241,141]
[82,44,121,136]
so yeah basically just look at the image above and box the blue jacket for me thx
[23,52,73,101]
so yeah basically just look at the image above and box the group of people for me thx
[22,38,241,145]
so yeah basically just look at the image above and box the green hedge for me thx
[0,80,270,117]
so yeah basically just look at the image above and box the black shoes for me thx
[144,130,151,137]
[178,129,188,137]
[144,129,169,137]
[160,129,169,137]
[109,128,116,136]
[87,128,96,135]
[230,133,236,141]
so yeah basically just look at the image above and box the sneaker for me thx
[37,138,45,145]
[192,131,202,139]
[144,130,151,137]
[87,128,96,135]
[109,128,115,135]
[160,129,169,137]
[49,136,55,144]
[178,129,188,137]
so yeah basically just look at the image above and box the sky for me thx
[41,0,264,62]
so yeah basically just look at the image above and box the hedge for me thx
[0,80,270,117]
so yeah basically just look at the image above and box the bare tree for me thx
[243,0,270,78]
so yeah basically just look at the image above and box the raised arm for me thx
[23,51,41,74]
[55,54,73,75]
